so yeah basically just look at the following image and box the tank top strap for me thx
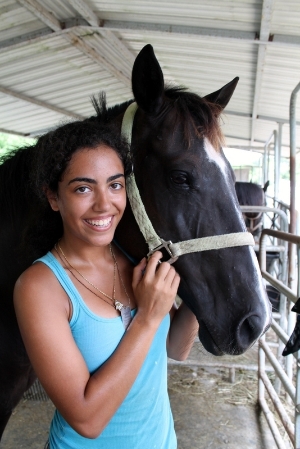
[34,251,80,324]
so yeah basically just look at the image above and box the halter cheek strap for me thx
[121,102,254,264]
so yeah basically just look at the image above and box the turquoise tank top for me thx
[35,252,177,449]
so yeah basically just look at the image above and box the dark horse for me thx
[235,181,269,239]
[0,44,271,438]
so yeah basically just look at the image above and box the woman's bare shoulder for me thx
[14,257,68,315]
[15,259,56,293]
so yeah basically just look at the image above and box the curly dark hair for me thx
[32,119,131,200]
[25,119,131,256]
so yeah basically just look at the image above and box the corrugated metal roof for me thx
[0,0,299,157]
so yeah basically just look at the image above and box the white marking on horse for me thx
[204,138,228,177]
[204,138,247,230]
[204,138,271,331]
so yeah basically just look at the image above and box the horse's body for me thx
[235,181,269,239]
[0,44,271,438]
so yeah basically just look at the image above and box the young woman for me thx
[13,119,199,449]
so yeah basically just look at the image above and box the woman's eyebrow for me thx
[67,173,125,185]
[68,177,96,185]
[107,173,125,182]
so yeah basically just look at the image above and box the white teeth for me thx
[87,218,112,227]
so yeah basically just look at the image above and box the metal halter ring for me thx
[147,239,179,265]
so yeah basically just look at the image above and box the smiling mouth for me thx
[85,217,112,228]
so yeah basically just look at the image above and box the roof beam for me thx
[17,0,130,87]
[0,85,83,119]
[66,0,100,27]
[225,110,300,126]
[0,19,89,52]
[17,0,62,31]
[258,114,300,126]
[1,23,300,55]
[0,127,31,137]
[225,135,297,149]
[250,0,275,145]
[64,31,130,87]
[65,0,135,77]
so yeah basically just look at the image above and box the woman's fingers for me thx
[135,252,180,289]
[132,257,147,288]
[144,251,163,277]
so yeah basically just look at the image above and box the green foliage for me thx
[0,132,35,157]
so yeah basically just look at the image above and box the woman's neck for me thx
[57,236,113,268]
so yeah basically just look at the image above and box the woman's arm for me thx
[14,251,179,439]
[167,301,199,361]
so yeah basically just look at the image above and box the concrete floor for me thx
[0,377,276,449]
[170,391,275,449]
[0,391,275,449]
[0,343,278,449]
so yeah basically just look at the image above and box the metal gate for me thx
[259,229,300,449]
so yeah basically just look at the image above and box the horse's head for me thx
[115,44,271,356]
[235,181,267,239]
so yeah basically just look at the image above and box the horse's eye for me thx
[170,171,189,185]
[156,135,163,141]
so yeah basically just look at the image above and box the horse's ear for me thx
[204,77,239,111]
[263,180,270,192]
[132,44,164,114]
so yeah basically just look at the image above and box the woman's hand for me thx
[132,251,180,325]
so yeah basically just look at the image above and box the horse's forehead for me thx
[203,138,228,177]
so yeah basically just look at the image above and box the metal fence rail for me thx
[259,229,300,449]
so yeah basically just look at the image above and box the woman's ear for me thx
[45,189,59,211]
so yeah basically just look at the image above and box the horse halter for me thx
[242,211,263,234]
[121,102,254,264]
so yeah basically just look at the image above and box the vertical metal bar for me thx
[296,354,300,449]
[264,141,268,185]
[274,129,279,200]
[258,333,266,405]
[277,122,283,199]
[295,246,300,449]
[264,132,275,186]
[288,82,300,291]
[289,81,300,237]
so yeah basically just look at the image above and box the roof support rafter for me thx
[0,127,31,137]
[0,85,83,119]
[65,0,135,75]
[66,0,100,27]
[16,0,130,87]
[17,0,62,31]
[2,21,300,55]
[64,31,130,87]
[250,0,275,145]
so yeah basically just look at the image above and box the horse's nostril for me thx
[236,314,261,350]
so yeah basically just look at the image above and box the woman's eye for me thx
[111,183,123,190]
[76,186,90,193]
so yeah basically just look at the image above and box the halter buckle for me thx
[147,239,178,265]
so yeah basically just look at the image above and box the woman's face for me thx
[47,145,126,248]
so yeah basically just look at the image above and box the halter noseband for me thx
[121,102,254,264]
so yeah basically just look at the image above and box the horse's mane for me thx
[164,86,225,150]
[91,92,133,123]
[91,88,225,150]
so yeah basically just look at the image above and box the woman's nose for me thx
[93,190,110,212]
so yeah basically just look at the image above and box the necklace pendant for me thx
[114,300,124,311]
[114,300,131,329]
[120,306,132,330]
